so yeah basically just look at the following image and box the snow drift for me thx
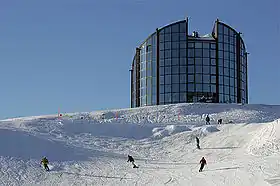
[0,103,280,185]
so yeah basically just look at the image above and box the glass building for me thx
[130,18,248,108]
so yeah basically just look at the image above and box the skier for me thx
[218,118,222,124]
[127,155,138,168]
[196,136,200,149]
[41,157,50,171]
[199,157,207,172]
[206,115,210,125]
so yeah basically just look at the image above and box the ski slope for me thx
[1,103,280,186]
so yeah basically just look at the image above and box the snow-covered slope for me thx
[1,103,280,186]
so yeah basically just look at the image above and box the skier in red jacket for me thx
[199,157,207,172]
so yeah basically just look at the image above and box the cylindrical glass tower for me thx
[131,19,248,107]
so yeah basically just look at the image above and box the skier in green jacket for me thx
[41,157,50,171]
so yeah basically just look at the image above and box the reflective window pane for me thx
[180,66,186,73]
[196,58,203,66]
[180,74,186,83]
[180,41,186,49]
[172,42,180,49]
[195,74,202,83]
[224,68,229,76]
[188,49,194,57]
[171,50,179,58]
[188,83,194,91]
[160,85,164,93]
[165,58,171,66]
[159,67,164,75]
[180,22,186,32]
[210,50,216,58]
[203,58,210,65]
[172,58,179,66]
[172,75,179,83]
[172,66,179,74]
[203,43,209,49]
[165,34,171,41]
[219,85,224,94]
[195,49,203,57]
[203,84,210,92]
[159,34,164,42]
[165,93,171,102]
[211,66,216,74]
[188,66,194,73]
[165,66,171,74]
[203,75,210,83]
[160,51,164,59]
[172,33,179,42]
[172,84,179,93]
[218,51,223,58]
[172,93,180,102]
[171,24,179,32]
[165,50,171,59]
[219,76,224,85]
[165,85,171,93]
[211,58,216,65]
[195,42,202,48]
[211,76,216,83]
[180,58,187,65]
[203,49,209,58]
[164,26,171,33]
[196,84,202,91]
[188,75,194,82]
[203,66,210,74]
[211,84,216,93]
[165,42,171,50]
[188,42,194,48]
[180,83,186,91]
[179,33,186,41]
[195,65,202,73]
[224,77,230,86]
[180,49,187,57]
[165,75,171,84]
[188,58,194,65]
[180,92,187,101]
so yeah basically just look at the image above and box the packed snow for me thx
[1,103,280,185]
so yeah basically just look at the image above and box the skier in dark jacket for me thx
[196,137,200,149]
[199,157,207,172]
[127,155,138,168]
[41,157,50,171]
[206,115,210,125]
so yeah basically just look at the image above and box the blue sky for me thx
[0,0,279,119]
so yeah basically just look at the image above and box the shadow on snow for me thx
[58,171,132,180]
[202,147,239,150]
[205,166,242,171]
[0,129,124,162]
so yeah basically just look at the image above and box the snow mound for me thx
[247,120,280,156]
[152,125,191,139]
[191,125,220,136]
[202,125,220,133]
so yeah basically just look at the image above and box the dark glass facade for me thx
[131,19,248,107]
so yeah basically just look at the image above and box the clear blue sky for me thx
[0,0,279,119]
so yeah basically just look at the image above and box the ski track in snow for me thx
[0,103,280,185]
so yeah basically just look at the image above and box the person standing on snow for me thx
[127,155,138,168]
[196,136,200,149]
[205,115,210,125]
[41,157,50,171]
[199,157,207,172]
